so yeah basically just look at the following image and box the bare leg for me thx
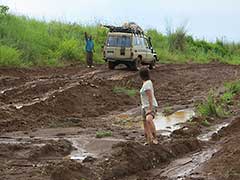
[146,115,158,144]
[149,118,157,138]
[144,120,152,144]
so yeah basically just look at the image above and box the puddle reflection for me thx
[154,109,195,133]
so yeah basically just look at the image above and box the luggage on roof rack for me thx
[103,22,144,35]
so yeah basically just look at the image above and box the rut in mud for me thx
[1,63,240,134]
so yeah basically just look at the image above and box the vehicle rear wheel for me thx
[108,61,115,70]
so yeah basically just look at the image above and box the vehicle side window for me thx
[140,38,145,47]
[133,36,140,46]
[133,36,138,46]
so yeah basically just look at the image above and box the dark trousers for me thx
[86,52,93,67]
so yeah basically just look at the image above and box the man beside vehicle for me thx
[84,32,94,68]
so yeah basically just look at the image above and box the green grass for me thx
[96,131,112,138]
[221,92,234,104]
[225,81,240,94]
[0,12,107,66]
[197,81,240,118]
[220,81,240,105]
[113,86,137,97]
[0,6,240,66]
[197,93,225,118]
[201,119,211,127]
[0,45,23,66]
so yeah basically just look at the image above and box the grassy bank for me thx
[0,5,240,67]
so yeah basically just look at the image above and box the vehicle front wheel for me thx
[131,58,141,71]
[149,57,156,70]
[108,61,115,70]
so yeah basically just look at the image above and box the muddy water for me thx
[0,133,125,162]
[69,138,126,160]
[156,147,219,179]
[154,109,195,135]
[198,121,230,141]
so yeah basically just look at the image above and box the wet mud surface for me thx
[1,62,240,180]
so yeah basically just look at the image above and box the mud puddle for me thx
[69,137,126,161]
[0,129,125,162]
[152,147,219,179]
[115,108,195,136]
[154,109,195,135]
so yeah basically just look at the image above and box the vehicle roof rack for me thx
[103,23,144,35]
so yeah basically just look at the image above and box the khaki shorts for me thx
[142,107,157,121]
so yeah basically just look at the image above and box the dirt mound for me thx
[201,117,240,180]
[29,139,73,160]
[171,125,201,138]
[50,160,95,180]
[101,138,201,179]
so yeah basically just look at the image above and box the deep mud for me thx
[1,62,240,180]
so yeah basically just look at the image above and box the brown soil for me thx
[200,117,240,180]
[50,160,95,180]
[1,62,240,180]
[1,63,240,134]
[28,139,73,161]
[100,138,201,180]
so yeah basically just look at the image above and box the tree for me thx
[0,5,9,16]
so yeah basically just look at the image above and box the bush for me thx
[166,25,187,52]
[0,45,23,66]
[58,39,81,61]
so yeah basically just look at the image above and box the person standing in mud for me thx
[84,32,94,68]
[139,67,159,145]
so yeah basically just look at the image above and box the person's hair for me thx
[139,67,150,81]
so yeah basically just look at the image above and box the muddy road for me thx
[1,62,240,180]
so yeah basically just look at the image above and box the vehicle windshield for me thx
[107,35,131,47]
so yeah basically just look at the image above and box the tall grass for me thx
[147,28,240,64]
[0,45,22,66]
[0,13,107,66]
[0,6,240,66]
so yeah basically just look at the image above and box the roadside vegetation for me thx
[197,92,225,118]
[0,5,240,67]
[196,81,240,126]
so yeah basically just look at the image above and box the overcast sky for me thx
[1,0,240,42]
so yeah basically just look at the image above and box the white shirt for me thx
[140,80,158,109]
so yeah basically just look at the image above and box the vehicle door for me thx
[144,38,154,62]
